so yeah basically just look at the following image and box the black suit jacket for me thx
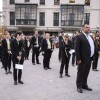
[61,39,71,62]
[59,35,63,47]
[71,36,76,49]
[41,39,53,52]
[75,33,95,61]
[31,35,41,48]
[24,39,31,49]
[2,39,12,59]
[11,39,25,63]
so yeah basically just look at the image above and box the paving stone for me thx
[0,49,100,100]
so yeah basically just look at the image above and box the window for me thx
[54,0,60,5]
[69,13,74,26]
[25,0,30,2]
[39,12,45,26]
[15,4,37,25]
[53,13,59,26]
[40,0,45,5]
[10,12,15,25]
[10,0,15,4]
[84,13,90,24]
[85,0,90,6]
[61,5,84,26]
[69,0,75,3]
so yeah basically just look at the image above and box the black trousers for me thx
[76,58,92,88]
[43,49,52,69]
[72,52,76,65]
[58,47,61,60]
[1,59,4,68]
[60,55,70,75]
[32,47,39,63]
[3,55,11,72]
[92,52,99,70]
[25,47,30,59]
[13,59,24,82]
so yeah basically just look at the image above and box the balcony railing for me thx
[61,20,83,26]
[16,19,36,25]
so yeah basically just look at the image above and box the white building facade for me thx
[2,0,100,34]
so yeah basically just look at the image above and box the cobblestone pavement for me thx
[0,49,100,100]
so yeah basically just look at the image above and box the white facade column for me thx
[90,0,100,31]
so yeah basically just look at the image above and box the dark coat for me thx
[31,35,41,48]
[2,39,12,59]
[71,36,76,49]
[11,39,25,63]
[58,35,63,47]
[24,39,31,49]
[61,39,71,62]
[41,38,53,58]
[75,33,95,62]
[41,39,53,52]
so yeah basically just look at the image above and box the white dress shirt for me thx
[83,32,95,57]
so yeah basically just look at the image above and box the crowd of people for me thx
[0,24,100,93]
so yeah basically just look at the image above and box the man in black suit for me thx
[75,24,95,93]
[2,32,12,74]
[31,31,41,65]
[11,31,25,85]
[58,31,64,61]
[41,33,53,70]
[71,31,80,66]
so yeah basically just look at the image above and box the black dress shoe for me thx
[18,81,24,84]
[59,59,61,62]
[95,69,99,71]
[8,71,12,74]
[65,74,70,77]
[60,74,63,78]
[44,68,47,70]
[5,72,8,75]
[14,81,17,85]
[82,86,92,91]
[1,67,4,69]
[47,67,51,69]
[37,63,41,64]
[77,88,83,93]
[93,69,99,71]
[32,63,35,65]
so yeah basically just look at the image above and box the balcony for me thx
[16,19,36,27]
[61,5,84,27]
[61,20,83,27]
[15,4,37,27]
